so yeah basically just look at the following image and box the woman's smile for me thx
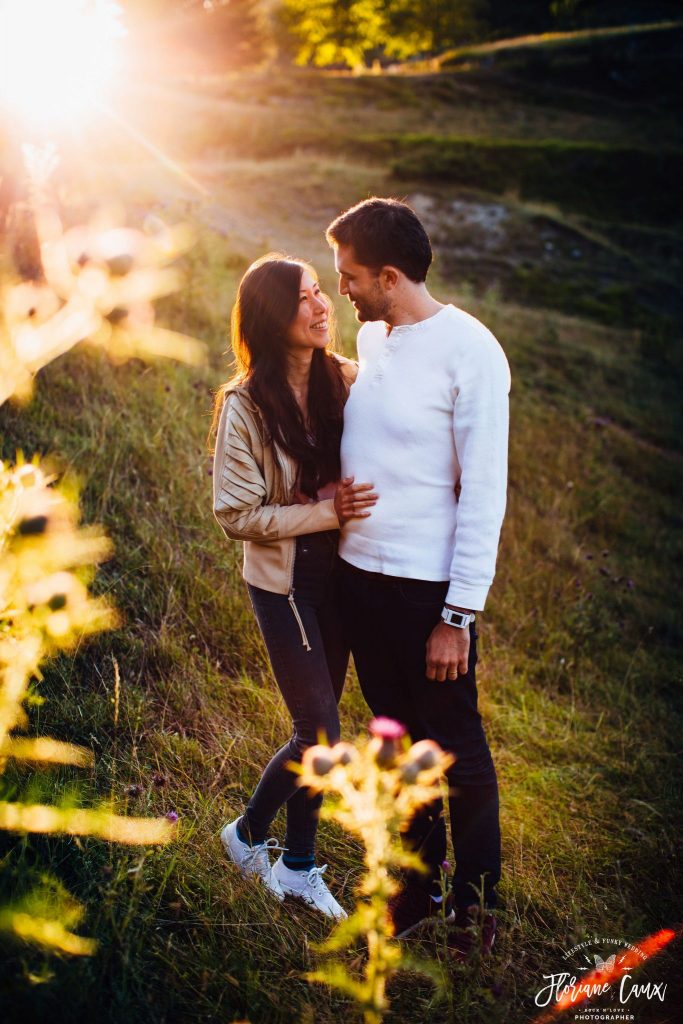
[287,269,331,349]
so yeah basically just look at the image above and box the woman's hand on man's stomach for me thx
[334,477,378,526]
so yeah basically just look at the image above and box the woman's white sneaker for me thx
[220,819,285,900]
[271,856,348,919]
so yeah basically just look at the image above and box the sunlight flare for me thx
[0,0,126,130]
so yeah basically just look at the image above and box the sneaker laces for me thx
[304,863,329,893]
[243,836,284,875]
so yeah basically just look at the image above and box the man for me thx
[326,197,510,955]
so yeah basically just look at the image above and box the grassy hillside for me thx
[1,35,682,1024]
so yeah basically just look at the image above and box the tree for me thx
[282,0,488,68]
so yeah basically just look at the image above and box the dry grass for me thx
[1,58,681,1024]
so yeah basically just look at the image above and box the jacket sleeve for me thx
[335,353,359,386]
[212,396,340,542]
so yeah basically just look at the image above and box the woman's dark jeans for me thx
[242,530,348,857]
[338,560,501,910]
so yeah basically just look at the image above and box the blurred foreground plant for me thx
[0,456,177,954]
[0,146,206,955]
[1,142,205,405]
[298,718,453,1024]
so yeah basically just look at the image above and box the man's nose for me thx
[338,277,347,296]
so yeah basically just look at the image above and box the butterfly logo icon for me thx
[593,954,617,974]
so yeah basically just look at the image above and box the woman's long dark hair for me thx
[211,254,347,498]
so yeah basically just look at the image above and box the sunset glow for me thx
[0,0,125,130]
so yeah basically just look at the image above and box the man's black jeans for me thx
[338,559,501,910]
[242,531,348,858]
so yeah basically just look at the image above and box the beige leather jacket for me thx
[212,357,358,614]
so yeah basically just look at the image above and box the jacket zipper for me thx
[287,591,311,651]
[278,440,312,652]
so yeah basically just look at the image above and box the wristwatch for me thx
[440,608,476,629]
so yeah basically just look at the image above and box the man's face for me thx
[334,243,391,323]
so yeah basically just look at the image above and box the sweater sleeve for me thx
[446,329,510,611]
[212,398,340,542]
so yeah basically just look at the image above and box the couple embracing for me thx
[211,197,510,956]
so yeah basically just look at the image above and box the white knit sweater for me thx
[339,304,510,611]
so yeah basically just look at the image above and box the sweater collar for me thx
[384,304,451,337]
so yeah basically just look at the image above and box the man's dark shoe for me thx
[447,905,497,961]
[388,880,454,939]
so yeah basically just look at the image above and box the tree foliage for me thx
[281,0,682,68]
[282,0,487,68]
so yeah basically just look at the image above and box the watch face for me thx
[442,609,472,628]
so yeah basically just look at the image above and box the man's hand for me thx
[426,621,470,681]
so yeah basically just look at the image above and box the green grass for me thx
[358,135,683,226]
[1,237,681,1022]
[1,43,683,1024]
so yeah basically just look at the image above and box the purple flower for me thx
[441,860,451,872]
[369,717,406,741]
[165,810,179,823]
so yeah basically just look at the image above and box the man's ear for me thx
[380,265,400,291]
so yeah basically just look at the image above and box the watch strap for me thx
[441,608,476,629]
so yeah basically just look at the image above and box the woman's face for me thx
[285,270,330,352]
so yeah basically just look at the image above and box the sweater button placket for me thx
[373,336,399,385]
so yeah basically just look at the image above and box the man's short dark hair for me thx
[326,197,432,283]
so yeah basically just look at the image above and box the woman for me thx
[211,254,377,918]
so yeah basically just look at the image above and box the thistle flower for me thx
[165,811,179,823]
[369,717,406,740]
[300,723,453,1020]
[399,739,445,784]
[404,738,441,772]
[301,744,337,779]
[331,741,358,766]
[1,186,205,405]
[369,717,406,768]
